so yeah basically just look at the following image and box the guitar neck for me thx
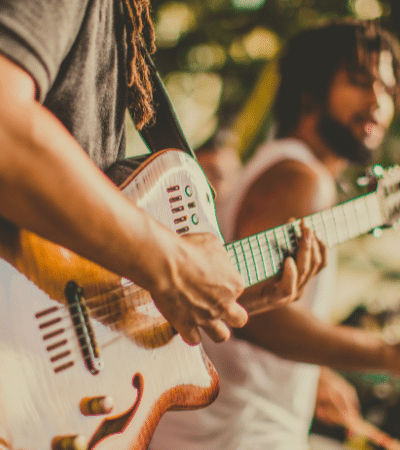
[225,190,383,288]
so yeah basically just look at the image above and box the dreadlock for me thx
[122,0,156,130]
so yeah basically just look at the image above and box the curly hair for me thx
[122,0,156,130]
[275,19,400,138]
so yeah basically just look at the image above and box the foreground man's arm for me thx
[0,54,327,345]
[0,53,247,345]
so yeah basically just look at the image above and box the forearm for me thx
[235,304,400,375]
[0,49,248,346]
[0,86,180,293]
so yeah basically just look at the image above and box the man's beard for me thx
[317,114,374,165]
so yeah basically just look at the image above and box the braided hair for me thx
[122,0,156,130]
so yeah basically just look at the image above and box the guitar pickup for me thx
[65,281,103,375]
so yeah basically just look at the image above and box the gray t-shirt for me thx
[0,0,128,171]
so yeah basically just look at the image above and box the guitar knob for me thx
[52,435,87,450]
[80,395,114,415]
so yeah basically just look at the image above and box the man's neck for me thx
[288,118,347,178]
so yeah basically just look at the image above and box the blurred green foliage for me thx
[148,0,400,176]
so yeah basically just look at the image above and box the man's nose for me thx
[372,80,395,125]
[369,80,382,111]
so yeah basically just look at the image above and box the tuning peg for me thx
[371,227,383,238]
[357,165,384,189]
[52,435,87,450]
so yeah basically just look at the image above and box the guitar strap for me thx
[105,48,196,186]
[137,51,195,159]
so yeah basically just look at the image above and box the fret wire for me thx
[251,236,270,280]
[230,244,241,274]
[225,191,384,286]
[249,236,262,282]
[258,233,275,278]
[230,236,274,285]
[344,201,361,238]
[363,197,372,231]
[282,223,294,254]
[354,198,370,235]
[321,209,338,247]
[292,219,303,238]
[249,237,261,282]
[255,233,268,279]
[320,212,330,247]
[310,213,327,243]
[241,238,257,285]
[273,229,284,262]
[226,245,239,272]
[332,204,349,243]
[232,243,244,277]
[235,242,250,287]
[332,209,341,243]
[341,203,354,238]
[289,222,299,251]
[281,225,291,254]
[268,229,282,272]
[327,208,340,245]
[265,231,277,274]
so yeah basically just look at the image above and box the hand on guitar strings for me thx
[148,231,247,345]
[238,220,327,316]
[148,221,326,345]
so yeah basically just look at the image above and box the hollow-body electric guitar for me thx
[0,149,400,450]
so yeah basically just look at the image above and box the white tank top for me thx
[150,139,338,450]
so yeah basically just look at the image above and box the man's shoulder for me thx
[249,138,319,186]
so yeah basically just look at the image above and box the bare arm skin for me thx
[234,159,400,376]
[0,53,248,345]
[235,303,400,375]
[316,368,400,449]
[315,367,361,427]
[235,159,327,315]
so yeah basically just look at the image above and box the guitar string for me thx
[41,286,157,358]
[49,206,355,327]
[42,195,377,358]
[39,214,330,360]
[41,221,328,360]
[48,203,364,328]
[71,194,374,318]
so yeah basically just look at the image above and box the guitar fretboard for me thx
[225,191,383,288]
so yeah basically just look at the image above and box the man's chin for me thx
[318,115,375,165]
[364,125,386,150]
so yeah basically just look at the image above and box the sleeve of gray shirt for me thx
[0,0,90,102]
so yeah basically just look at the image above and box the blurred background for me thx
[128,0,400,162]
[128,0,400,447]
